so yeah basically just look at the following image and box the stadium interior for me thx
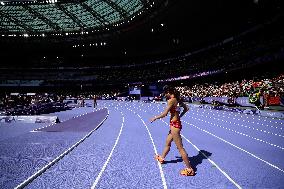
[0,0,282,90]
[0,0,284,188]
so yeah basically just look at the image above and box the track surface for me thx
[0,100,284,188]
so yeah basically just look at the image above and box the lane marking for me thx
[183,134,241,188]
[192,110,283,131]
[141,103,284,173]
[187,116,284,150]
[127,108,167,189]
[130,104,240,188]
[124,102,284,174]
[15,108,109,189]
[189,112,284,138]
[183,120,284,173]
[159,119,242,189]
[91,109,125,189]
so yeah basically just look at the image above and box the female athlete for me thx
[150,85,195,176]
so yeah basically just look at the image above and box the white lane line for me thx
[142,104,284,173]
[196,109,283,130]
[195,105,284,125]
[183,134,242,188]
[15,108,109,189]
[159,119,242,189]
[131,102,284,172]
[91,110,125,189]
[187,116,284,150]
[127,108,167,189]
[192,110,282,130]
[183,120,284,173]
[190,112,284,138]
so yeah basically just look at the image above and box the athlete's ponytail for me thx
[163,85,181,101]
[174,89,181,102]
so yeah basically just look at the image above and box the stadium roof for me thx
[0,0,154,35]
[0,0,283,67]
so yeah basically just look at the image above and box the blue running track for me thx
[0,100,283,189]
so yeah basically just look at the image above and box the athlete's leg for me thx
[161,131,173,159]
[171,127,193,169]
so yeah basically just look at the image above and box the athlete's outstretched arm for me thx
[150,99,174,123]
[179,101,189,118]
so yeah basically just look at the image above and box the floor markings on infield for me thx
[91,109,125,189]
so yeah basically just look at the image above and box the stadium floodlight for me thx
[0,1,5,5]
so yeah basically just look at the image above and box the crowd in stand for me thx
[177,73,284,98]
[1,72,283,116]
[176,73,284,109]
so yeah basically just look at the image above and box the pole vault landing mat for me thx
[0,108,108,189]
[35,108,108,132]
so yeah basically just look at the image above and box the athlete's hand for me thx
[150,117,156,123]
